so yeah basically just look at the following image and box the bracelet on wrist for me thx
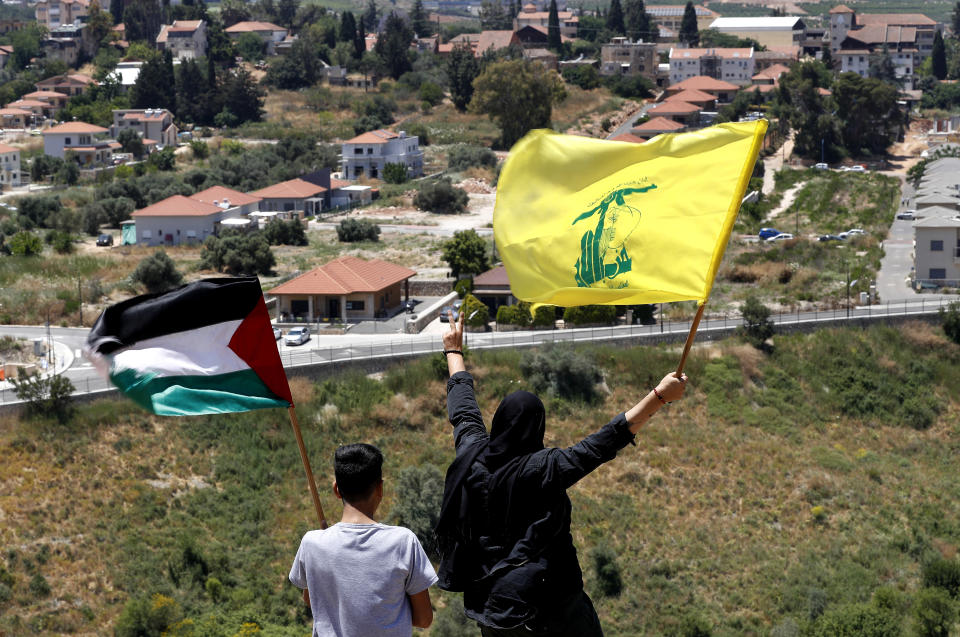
[652,387,666,404]
[443,349,464,357]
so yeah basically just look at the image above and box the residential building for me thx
[439,30,517,57]
[664,88,717,109]
[42,121,115,166]
[631,116,686,138]
[330,183,374,209]
[753,47,799,72]
[609,132,647,143]
[473,265,516,314]
[514,25,573,49]
[665,75,739,102]
[35,0,88,29]
[6,99,55,120]
[600,37,657,81]
[0,45,13,70]
[44,22,96,64]
[751,63,790,85]
[157,20,207,60]
[224,21,288,55]
[523,47,558,70]
[269,256,417,322]
[131,194,248,246]
[190,185,262,215]
[706,16,807,50]
[109,61,143,91]
[0,107,33,129]
[669,47,755,86]
[35,73,95,96]
[912,157,960,288]
[647,4,719,36]
[110,109,178,147]
[0,143,21,187]
[645,101,701,126]
[829,5,941,57]
[514,3,578,38]
[250,172,331,217]
[341,129,423,181]
[23,90,69,112]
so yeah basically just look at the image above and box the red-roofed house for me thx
[631,116,686,138]
[251,174,329,217]
[0,143,21,187]
[341,129,423,181]
[225,21,288,55]
[131,194,249,246]
[669,47,755,86]
[22,90,68,112]
[269,256,417,322]
[190,186,262,215]
[665,75,739,102]
[646,102,700,126]
[34,73,95,96]
[5,99,54,120]
[514,4,578,37]
[442,30,517,58]
[110,108,178,147]
[157,20,207,60]
[664,88,717,108]
[42,121,113,165]
[0,107,33,129]
[609,132,646,143]
[751,63,790,85]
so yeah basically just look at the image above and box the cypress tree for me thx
[624,0,652,42]
[547,0,561,51]
[340,11,357,44]
[355,19,366,59]
[606,0,625,35]
[932,30,947,80]
[680,1,699,46]
[953,2,960,37]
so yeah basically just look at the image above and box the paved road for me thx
[310,221,493,237]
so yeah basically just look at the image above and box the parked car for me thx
[273,327,282,340]
[758,227,781,240]
[284,326,310,345]
[814,163,829,170]
[402,299,418,313]
[96,234,113,246]
[846,228,866,236]
[767,232,794,242]
[896,210,916,220]
[850,165,866,173]
[440,306,460,322]
[818,234,844,242]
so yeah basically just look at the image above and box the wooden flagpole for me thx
[676,303,706,377]
[288,405,327,529]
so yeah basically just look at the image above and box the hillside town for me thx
[3,0,960,634]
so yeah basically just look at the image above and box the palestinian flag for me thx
[86,277,292,416]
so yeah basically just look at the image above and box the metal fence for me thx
[0,296,955,406]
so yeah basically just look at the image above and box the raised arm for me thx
[443,309,487,451]
[545,372,689,489]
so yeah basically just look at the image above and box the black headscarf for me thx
[482,391,546,471]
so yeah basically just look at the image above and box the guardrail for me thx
[0,296,955,407]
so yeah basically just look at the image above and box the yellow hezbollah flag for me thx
[493,120,767,307]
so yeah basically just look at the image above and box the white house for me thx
[341,129,423,180]
[913,214,960,287]
[669,47,755,86]
[131,194,248,246]
[513,3,578,38]
[110,109,179,148]
[224,21,288,55]
[0,143,21,187]
[42,121,116,166]
[157,20,207,60]
[190,185,263,215]
[706,16,807,50]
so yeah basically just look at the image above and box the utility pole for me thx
[77,278,83,327]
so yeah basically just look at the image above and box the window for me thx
[346,300,365,311]
[931,240,944,251]
[367,147,373,154]
[65,137,71,145]
[929,268,946,279]
[354,148,363,154]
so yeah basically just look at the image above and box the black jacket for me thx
[438,371,636,629]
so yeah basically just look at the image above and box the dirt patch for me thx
[565,99,643,138]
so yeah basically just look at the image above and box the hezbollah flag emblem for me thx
[494,120,767,307]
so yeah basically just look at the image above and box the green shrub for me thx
[404,122,430,146]
[532,305,555,327]
[11,372,76,424]
[28,573,50,598]
[496,303,530,327]
[941,301,960,345]
[262,218,308,246]
[315,372,390,417]
[199,232,275,276]
[9,231,42,256]
[114,594,182,637]
[603,73,653,98]
[389,464,444,559]
[442,230,489,278]
[562,305,616,326]
[519,343,601,403]
[453,278,472,298]
[461,294,488,329]
[414,178,469,214]
[913,587,956,637]
[431,596,476,637]
[810,602,900,637]
[562,65,601,90]
[740,296,774,348]
[189,140,209,160]
[591,545,622,597]
[419,81,444,106]
[131,250,184,294]
[447,144,497,172]
[382,162,409,184]
[922,557,960,598]
[336,218,381,242]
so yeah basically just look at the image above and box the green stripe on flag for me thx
[110,367,290,416]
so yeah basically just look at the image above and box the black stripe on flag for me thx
[87,277,264,356]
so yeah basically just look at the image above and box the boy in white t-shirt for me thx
[289,443,438,637]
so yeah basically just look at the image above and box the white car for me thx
[850,165,866,172]
[284,326,310,345]
[766,232,794,242]
[896,210,916,220]
[273,327,282,340]
[814,163,829,170]
[846,228,866,236]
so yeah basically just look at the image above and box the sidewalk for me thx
[0,337,75,391]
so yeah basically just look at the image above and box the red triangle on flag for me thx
[229,297,293,405]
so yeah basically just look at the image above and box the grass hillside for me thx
[3,321,960,636]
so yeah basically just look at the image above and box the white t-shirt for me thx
[289,522,439,637]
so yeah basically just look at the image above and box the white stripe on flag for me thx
[110,319,249,378]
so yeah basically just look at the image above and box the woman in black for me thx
[436,311,688,636]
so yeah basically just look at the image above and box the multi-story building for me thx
[600,37,657,81]
[706,16,807,50]
[514,3,578,38]
[341,129,423,181]
[224,21,288,55]
[42,121,116,166]
[912,157,960,288]
[647,4,719,38]
[669,47,755,86]
[157,20,207,60]
[34,0,88,29]
[110,109,179,148]
[34,73,95,97]
[0,143,21,187]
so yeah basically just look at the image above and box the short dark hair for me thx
[334,443,383,502]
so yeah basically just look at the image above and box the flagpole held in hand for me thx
[288,405,327,529]
[676,303,705,377]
